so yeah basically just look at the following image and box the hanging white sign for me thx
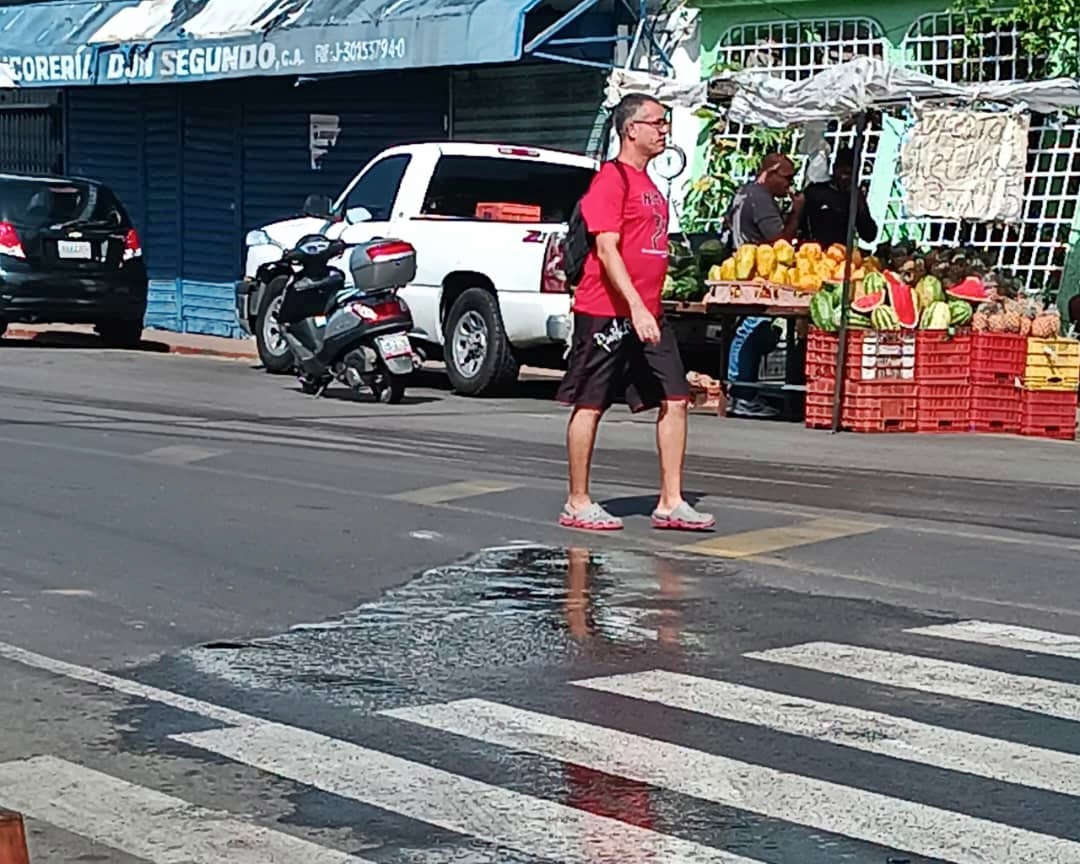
[899,107,1029,224]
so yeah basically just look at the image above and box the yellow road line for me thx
[391,480,523,505]
[685,518,884,559]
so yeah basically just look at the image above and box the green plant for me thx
[949,0,1080,78]
[680,109,799,234]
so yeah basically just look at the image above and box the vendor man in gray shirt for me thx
[723,153,804,419]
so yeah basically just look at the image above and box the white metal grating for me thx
[699,19,888,232]
[881,12,1079,294]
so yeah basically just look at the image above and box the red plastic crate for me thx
[971,384,1021,434]
[841,381,918,433]
[805,328,839,383]
[917,383,971,433]
[805,391,833,429]
[971,332,1026,385]
[845,330,917,383]
[1020,389,1078,440]
[915,330,971,384]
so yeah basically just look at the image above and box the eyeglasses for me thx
[634,118,671,130]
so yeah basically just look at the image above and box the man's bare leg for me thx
[566,406,603,511]
[653,399,715,529]
[656,399,688,512]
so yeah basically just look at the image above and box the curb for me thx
[0,810,30,864]
[3,326,258,362]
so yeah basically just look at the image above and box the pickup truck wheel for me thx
[255,277,293,374]
[445,288,519,396]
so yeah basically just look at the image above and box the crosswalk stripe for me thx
[0,755,367,863]
[171,722,760,864]
[571,669,1080,797]
[906,620,1080,660]
[747,641,1080,721]
[384,697,1080,864]
[391,480,522,504]
[685,518,882,559]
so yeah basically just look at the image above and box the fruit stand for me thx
[657,56,1080,436]
[803,247,1079,439]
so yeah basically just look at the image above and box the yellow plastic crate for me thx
[1024,337,1080,390]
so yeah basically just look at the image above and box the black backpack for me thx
[562,160,630,290]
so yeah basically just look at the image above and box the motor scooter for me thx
[274,234,420,403]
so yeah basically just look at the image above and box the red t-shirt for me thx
[574,160,669,318]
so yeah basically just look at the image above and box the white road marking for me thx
[572,669,1080,797]
[907,620,1080,660]
[391,480,522,505]
[747,642,1080,721]
[383,698,1080,864]
[137,445,227,465]
[0,639,252,726]
[171,722,760,864]
[0,756,368,863]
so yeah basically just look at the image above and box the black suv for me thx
[0,173,148,347]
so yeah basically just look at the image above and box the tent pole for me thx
[830,110,867,434]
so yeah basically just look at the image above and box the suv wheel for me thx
[444,288,519,396]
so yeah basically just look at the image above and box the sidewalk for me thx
[2,323,259,360]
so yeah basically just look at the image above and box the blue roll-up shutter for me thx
[142,87,182,329]
[241,71,448,234]
[66,89,145,233]
[179,86,243,336]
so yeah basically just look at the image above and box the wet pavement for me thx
[1,347,1080,863]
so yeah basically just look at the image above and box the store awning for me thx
[0,0,549,87]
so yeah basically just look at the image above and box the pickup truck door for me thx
[331,153,412,281]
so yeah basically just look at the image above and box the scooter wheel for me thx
[373,376,406,404]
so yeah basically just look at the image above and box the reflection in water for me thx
[183,543,699,712]
[563,547,686,863]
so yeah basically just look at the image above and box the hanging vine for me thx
[680,106,800,235]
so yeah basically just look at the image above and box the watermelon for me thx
[915,275,944,309]
[946,275,989,302]
[809,291,835,331]
[884,270,919,329]
[949,299,973,326]
[851,291,886,313]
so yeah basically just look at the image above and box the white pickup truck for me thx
[235,142,598,396]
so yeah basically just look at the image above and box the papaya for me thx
[735,244,756,280]
[800,241,823,262]
[756,244,777,278]
[719,257,736,281]
[773,238,795,265]
[826,243,847,263]
[770,263,790,285]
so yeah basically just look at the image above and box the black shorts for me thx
[556,313,690,413]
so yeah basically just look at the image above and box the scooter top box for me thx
[350,240,417,294]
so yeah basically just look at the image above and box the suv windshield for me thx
[421,155,595,223]
[0,178,129,230]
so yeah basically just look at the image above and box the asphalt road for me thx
[2,341,1080,864]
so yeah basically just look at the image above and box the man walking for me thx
[556,93,714,533]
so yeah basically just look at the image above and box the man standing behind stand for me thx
[724,154,804,419]
[556,93,715,533]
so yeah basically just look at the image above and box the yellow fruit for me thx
[718,258,736,281]
[735,244,756,280]
[800,242,823,262]
[756,244,777,278]
[770,264,790,285]
[773,238,795,265]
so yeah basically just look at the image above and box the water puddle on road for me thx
[181,543,721,712]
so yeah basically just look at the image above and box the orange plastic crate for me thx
[475,202,542,222]
[917,383,971,433]
[1019,389,1078,440]
[915,330,971,384]
[971,384,1021,434]
[971,332,1026,385]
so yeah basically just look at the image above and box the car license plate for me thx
[57,240,92,259]
[375,333,411,359]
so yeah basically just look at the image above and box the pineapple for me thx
[972,301,994,332]
[988,312,1007,332]
[1032,308,1062,338]
[1002,298,1023,333]
[1020,296,1039,337]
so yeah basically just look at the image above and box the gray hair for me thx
[612,93,663,138]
